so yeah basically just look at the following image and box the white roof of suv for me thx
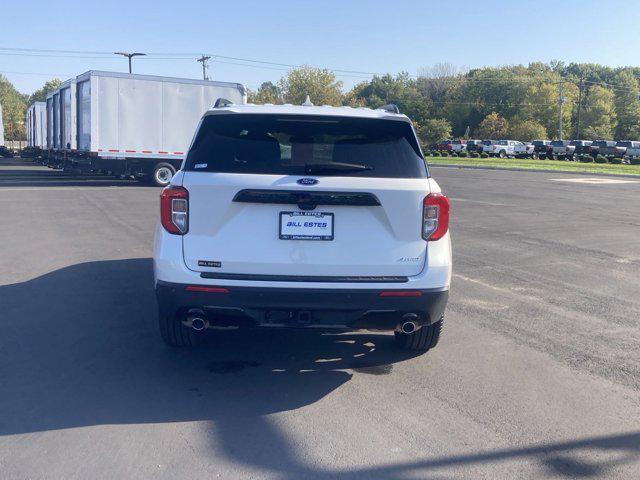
[204,103,411,122]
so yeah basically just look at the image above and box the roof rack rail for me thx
[214,98,233,108]
[377,103,400,114]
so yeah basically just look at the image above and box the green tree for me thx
[508,119,547,141]
[612,70,640,140]
[0,75,27,141]
[580,86,616,139]
[476,112,509,139]
[248,81,282,104]
[27,78,62,105]
[346,73,429,124]
[415,118,452,145]
[523,80,577,139]
[278,66,343,106]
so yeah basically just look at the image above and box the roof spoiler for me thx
[376,103,400,114]
[214,98,233,108]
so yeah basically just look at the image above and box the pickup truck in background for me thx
[436,140,454,151]
[618,141,640,158]
[550,140,572,158]
[486,140,518,158]
[514,141,534,158]
[451,140,467,152]
[598,140,626,158]
[531,140,552,158]
[465,139,483,152]
[568,140,591,160]
[572,140,594,159]
[481,140,497,154]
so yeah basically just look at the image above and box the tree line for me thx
[2,61,640,143]
[249,61,640,144]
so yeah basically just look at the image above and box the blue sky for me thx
[2,0,639,94]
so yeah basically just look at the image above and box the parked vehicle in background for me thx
[531,140,552,159]
[154,102,452,352]
[550,140,572,158]
[598,140,625,158]
[513,141,534,158]
[486,140,518,158]
[465,139,483,152]
[572,140,594,159]
[451,139,467,152]
[436,140,454,151]
[481,140,497,154]
[621,141,640,158]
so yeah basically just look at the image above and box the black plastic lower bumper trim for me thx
[156,281,448,331]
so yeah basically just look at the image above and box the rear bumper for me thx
[156,281,448,331]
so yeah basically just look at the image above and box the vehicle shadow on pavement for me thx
[0,258,638,479]
[0,159,142,187]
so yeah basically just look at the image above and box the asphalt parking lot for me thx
[0,159,639,479]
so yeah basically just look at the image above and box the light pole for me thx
[114,52,146,73]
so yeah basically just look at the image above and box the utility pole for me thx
[114,52,146,73]
[576,77,584,139]
[197,55,211,80]
[558,79,565,140]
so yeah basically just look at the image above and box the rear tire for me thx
[394,316,443,352]
[498,150,506,158]
[159,311,203,347]
[150,163,176,187]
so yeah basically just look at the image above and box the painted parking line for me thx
[549,178,640,184]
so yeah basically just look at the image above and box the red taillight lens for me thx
[379,291,422,297]
[160,186,189,235]
[423,193,450,241]
[185,285,229,293]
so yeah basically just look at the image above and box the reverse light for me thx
[161,186,189,235]
[422,193,450,241]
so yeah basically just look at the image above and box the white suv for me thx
[153,102,452,352]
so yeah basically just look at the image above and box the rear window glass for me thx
[453,140,465,144]
[617,141,632,147]
[185,114,427,178]
[532,140,547,146]
[482,140,493,145]
[551,140,567,146]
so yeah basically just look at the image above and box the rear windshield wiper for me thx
[305,162,373,175]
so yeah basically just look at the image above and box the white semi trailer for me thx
[26,102,47,153]
[43,88,62,167]
[69,71,246,186]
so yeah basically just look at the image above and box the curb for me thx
[428,163,640,179]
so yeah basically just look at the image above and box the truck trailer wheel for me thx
[394,316,443,352]
[150,163,176,187]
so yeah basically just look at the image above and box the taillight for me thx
[160,186,188,235]
[422,193,450,241]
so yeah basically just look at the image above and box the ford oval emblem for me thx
[297,178,318,186]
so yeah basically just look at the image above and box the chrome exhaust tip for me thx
[191,317,207,331]
[186,309,208,331]
[401,321,416,334]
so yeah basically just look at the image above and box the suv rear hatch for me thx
[180,113,430,279]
